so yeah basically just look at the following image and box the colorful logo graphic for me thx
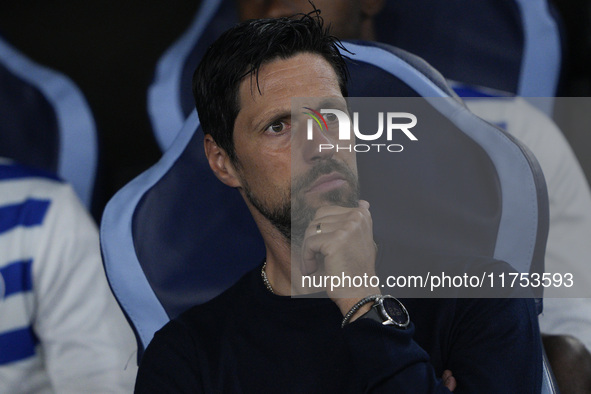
[302,107,328,133]
[301,106,418,154]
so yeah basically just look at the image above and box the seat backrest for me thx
[147,0,236,151]
[0,36,98,210]
[101,41,549,357]
[375,0,562,101]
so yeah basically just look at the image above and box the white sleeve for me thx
[466,98,591,351]
[32,183,138,393]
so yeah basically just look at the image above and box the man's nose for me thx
[301,121,336,163]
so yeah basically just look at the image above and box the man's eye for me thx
[267,121,286,133]
[325,113,337,122]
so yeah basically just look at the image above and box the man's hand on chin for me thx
[300,199,379,316]
[300,201,459,393]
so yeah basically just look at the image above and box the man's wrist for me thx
[341,295,411,329]
[334,289,381,318]
[344,302,373,323]
[340,295,382,327]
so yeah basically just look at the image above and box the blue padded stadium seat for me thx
[101,42,549,359]
[0,36,98,209]
[375,0,562,102]
[148,0,237,151]
[347,42,548,280]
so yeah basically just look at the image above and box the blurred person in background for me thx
[0,158,137,393]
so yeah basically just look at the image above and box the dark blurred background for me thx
[0,1,199,209]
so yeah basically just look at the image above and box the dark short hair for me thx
[192,11,349,162]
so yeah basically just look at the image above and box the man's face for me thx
[237,0,363,40]
[231,52,359,244]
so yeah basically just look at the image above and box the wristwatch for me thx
[360,295,410,329]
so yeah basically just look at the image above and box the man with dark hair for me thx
[135,13,541,392]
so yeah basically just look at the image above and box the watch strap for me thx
[341,295,381,328]
[343,295,410,329]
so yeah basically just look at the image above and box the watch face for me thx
[382,296,410,328]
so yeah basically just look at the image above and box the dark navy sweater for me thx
[136,262,542,393]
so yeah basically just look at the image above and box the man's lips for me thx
[305,172,347,194]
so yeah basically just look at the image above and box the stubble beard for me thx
[242,158,360,247]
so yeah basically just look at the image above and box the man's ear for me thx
[360,0,385,17]
[204,134,241,188]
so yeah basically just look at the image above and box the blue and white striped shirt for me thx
[0,159,137,393]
